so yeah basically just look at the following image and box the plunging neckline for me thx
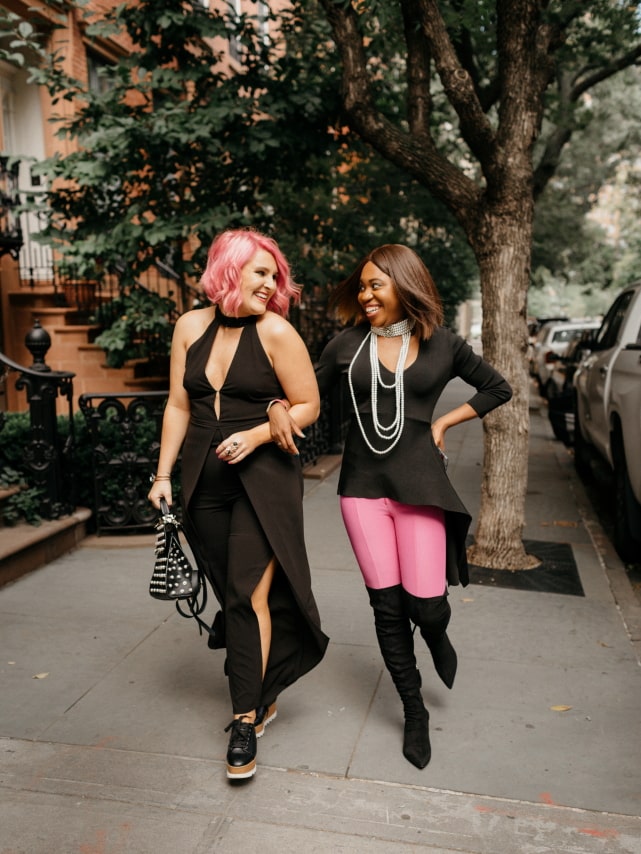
[373,330,419,375]
[376,345,419,375]
[204,316,247,394]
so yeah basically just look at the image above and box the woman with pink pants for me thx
[270,244,511,769]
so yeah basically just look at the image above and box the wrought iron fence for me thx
[1,322,350,533]
[78,391,169,535]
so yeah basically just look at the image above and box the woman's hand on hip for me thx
[431,419,447,452]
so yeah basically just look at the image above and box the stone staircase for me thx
[4,286,169,411]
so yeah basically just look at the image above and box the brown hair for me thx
[329,244,444,340]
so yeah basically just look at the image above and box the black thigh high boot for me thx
[367,585,431,769]
[402,591,457,689]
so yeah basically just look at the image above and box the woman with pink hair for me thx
[149,229,328,781]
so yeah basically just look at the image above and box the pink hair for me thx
[199,229,300,317]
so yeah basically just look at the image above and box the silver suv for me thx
[573,282,641,562]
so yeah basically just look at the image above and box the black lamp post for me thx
[0,155,23,260]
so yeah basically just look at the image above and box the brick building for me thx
[0,0,282,411]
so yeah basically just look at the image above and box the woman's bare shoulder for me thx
[175,306,215,341]
[258,310,297,339]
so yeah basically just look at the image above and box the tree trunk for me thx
[467,211,540,570]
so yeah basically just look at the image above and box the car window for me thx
[594,291,634,350]
[552,328,585,344]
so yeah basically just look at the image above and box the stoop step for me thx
[0,508,92,588]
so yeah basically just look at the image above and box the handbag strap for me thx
[173,562,224,642]
[157,499,220,640]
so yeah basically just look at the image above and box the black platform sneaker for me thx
[224,716,257,779]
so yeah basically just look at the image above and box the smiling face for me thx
[357,261,405,328]
[238,249,278,316]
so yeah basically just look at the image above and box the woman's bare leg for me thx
[251,556,277,679]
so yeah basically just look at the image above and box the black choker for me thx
[216,310,258,328]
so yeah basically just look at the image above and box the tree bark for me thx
[467,211,541,570]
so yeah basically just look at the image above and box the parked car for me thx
[546,331,596,444]
[527,316,568,376]
[531,319,601,397]
[573,282,641,562]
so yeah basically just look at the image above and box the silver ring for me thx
[226,447,232,456]
[231,440,239,447]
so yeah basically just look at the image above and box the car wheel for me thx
[573,398,592,479]
[547,392,571,444]
[613,447,641,563]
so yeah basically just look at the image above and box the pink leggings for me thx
[340,496,447,598]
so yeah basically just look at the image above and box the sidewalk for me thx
[1,379,640,854]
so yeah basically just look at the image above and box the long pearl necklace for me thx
[347,318,415,455]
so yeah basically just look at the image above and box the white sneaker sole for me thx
[226,759,257,779]
[255,704,277,738]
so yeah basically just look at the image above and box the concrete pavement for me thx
[1,378,640,853]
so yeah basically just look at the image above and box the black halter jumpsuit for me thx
[179,313,328,714]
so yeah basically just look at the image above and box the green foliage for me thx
[0,415,46,526]
[0,412,32,470]
[0,412,90,526]
[19,0,477,317]
[25,0,259,280]
[15,0,641,327]
[247,2,476,307]
[0,464,44,527]
[93,286,176,368]
[532,65,641,308]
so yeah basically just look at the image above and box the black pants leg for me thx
[190,448,272,714]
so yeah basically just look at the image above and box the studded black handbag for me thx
[149,498,201,600]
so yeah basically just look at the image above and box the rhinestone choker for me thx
[370,318,415,338]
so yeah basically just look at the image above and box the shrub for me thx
[92,286,176,368]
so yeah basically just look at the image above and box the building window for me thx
[258,2,269,36]
[87,51,113,95]
[229,1,270,61]
[229,0,242,64]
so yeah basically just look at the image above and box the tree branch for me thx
[532,124,573,199]
[414,0,496,170]
[439,0,502,113]
[571,44,641,99]
[534,43,641,197]
[495,0,553,128]
[399,0,432,137]
[317,0,481,220]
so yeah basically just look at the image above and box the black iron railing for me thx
[0,322,75,520]
[78,391,169,535]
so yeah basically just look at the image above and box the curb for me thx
[553,440,641,663]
